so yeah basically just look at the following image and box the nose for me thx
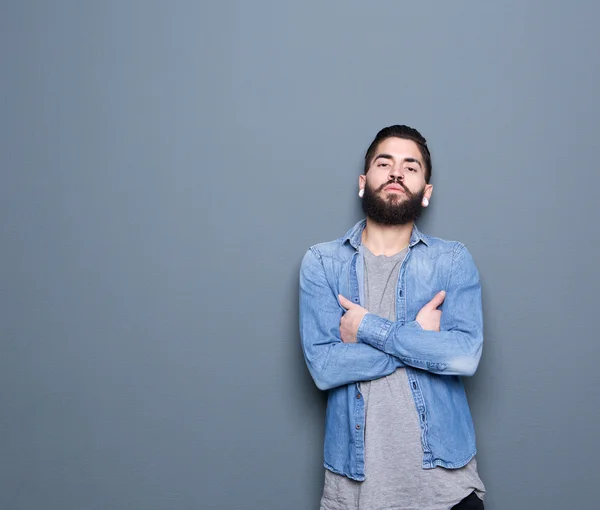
[388,164,404,180]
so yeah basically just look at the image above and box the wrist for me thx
[357,313,392,350]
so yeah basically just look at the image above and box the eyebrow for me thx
[374,154,423,168]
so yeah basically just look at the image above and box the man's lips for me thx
[384,184,405,193]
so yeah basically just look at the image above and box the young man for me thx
[299,125,485,510]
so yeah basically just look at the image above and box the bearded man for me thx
[299,125,486,510]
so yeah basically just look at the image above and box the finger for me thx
[338,294,355,310]
[426,290,446,310]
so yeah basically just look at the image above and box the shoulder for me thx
[417,232,467,258]
[416,231,478,272]
[308,236,349,259]
[303,221,362,262]
[300,235,354,286]
[301,237,354,278]
[422,234,480,282]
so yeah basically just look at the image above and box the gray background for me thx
[1,1,599,509]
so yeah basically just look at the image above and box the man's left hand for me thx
[338,295,369,343]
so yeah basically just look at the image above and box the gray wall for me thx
[2,1,599,509]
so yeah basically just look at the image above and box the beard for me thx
[361,179,426,226]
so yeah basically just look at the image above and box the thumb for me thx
[338,294,356,310]
[426,290,446,310]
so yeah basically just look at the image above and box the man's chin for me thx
[383,193,407,203]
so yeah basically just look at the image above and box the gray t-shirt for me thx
[320,247,485,510]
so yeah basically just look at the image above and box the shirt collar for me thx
[342,219,429,250]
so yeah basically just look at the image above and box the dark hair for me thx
[364,125,432,183]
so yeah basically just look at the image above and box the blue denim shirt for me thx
[299,220,483,481]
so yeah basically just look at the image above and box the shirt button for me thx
[356,424,361,430]
[356,393,361,399]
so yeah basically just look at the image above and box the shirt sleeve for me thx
[299,247,406,390]
[356,244,483,376]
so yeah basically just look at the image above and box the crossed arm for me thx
[299,245,483,391]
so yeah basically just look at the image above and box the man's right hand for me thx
[416,290,446,331]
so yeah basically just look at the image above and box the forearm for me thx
[357,315,482,376]
[299,248,406,391]
[301,338,406,390]
[357,245,484,377]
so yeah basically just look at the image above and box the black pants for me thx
[451,491,484,510]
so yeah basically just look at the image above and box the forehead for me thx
[374,137,422,161]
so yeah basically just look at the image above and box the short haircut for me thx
[364,125,432,183]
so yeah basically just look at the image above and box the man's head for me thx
[359,125,434,226]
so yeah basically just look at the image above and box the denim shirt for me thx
[299,220,483,481]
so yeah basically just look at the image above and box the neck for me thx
[362,218,413,256]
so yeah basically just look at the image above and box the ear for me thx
[359,174,366,192]
[424,184,433,200]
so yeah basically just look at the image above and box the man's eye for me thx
[407,167,417,172]
[378,162,389,167]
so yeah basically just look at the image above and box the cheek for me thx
[405,175,426,191]
[368,171,390,188]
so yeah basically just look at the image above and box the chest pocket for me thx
[404,251,451,319]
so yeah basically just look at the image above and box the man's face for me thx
[359,137,433,225]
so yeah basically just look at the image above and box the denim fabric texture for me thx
[299,220,483,481]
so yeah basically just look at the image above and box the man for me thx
[299,125,485,510]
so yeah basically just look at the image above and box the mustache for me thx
[375,178,412,196]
